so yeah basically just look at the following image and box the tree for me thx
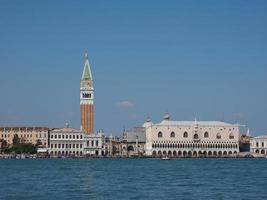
[12,134,20,146]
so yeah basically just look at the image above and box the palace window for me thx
[194,134,199,139]
[183,132,188,138]
[216,133,221,139]
[158,132,163,138]
[229,133,234,139]
[96,141,99,147]
[170,132,175,138]
[204,132,209,138]
[262,142,264,147]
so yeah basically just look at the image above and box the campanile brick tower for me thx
[80,53,94,134]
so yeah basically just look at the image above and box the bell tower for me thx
[80,53,94,134]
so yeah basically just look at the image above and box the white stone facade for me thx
[83,133,105,156]
[250,135,267,155]
[144,117,240,157]
[48,127,84,157]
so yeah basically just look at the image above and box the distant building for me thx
[250,135,267,155]
[80,53,94,134]
[0,127,49,147]
[122,127,146,156]
[105,135,122,157]
[239,134,251,152]
[48,126,84,157]
[83,132,105,156]
[144,114,240,157]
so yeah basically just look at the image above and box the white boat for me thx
[161,156,171,160]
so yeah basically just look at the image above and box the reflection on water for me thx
[0,158,267,200]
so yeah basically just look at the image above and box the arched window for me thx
[216,133,221,139]
[229,133,234,139]
[204,132,209,138]
[183,132,188,138]
[170,132,175,138]
[158,132,162,138]
[194,134,198,139]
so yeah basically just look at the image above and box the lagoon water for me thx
[0,158,267,200]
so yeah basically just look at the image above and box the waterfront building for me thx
[105,135,122,156]
[83,131,105,156]
[122,127,146,156]
[48,125,84,157]
[250,135,267,155]
[0,126,49,146]
[80,53,94,134]
[144,114,240,157]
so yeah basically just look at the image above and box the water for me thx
[0,158,267,200]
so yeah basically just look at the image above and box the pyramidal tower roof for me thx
[81,53,93,81]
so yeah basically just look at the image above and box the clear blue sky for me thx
[0,1,266,136]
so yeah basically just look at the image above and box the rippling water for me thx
[0,158,267,200]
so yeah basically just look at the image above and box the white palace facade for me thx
[144,115,240,157]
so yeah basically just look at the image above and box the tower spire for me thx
[81,53,93,81]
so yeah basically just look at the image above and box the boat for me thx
[161,156,171,160]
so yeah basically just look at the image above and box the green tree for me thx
[12,134,20,146]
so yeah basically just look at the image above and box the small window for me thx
[158,132,163,138]
[216,133,221,139]
[204,132,209,138]
[194,134,198,139]
[183,132,188,138]
[229,133,234,139]
[170,132,175,138]
[262,142,264,147]
[96,141,99,147]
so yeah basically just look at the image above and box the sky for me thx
[0,0,266,136]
